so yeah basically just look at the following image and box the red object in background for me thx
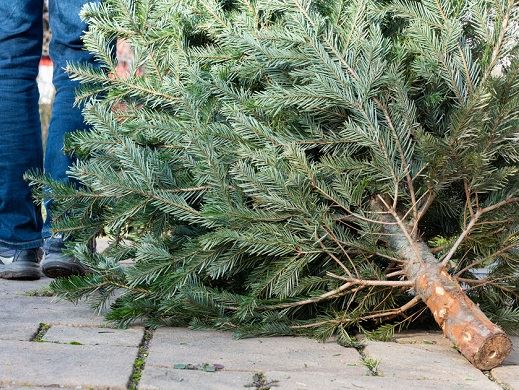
[40,55,52,66]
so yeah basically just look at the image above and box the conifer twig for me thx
[376,195,421,262]
[326,272,414,287]
[464,179,475,219]
[455,243,518,276]
[290,296,422,329]
[441,197,519,267]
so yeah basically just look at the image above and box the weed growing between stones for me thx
[127,328,154,390]
[31,323,51,342]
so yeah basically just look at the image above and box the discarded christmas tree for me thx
[30,0,519,369]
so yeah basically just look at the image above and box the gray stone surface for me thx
[144,328,362,373]
[139,365,488,390]
[0,278,54,296]
[1,279,104,327]
[0,340,137,389]
[363,341,500,389]
[393,330,454,348]
[139,328,365,389]
[43,325,144,347]
[0,323,40,341]
[0,387,74,390]
[492,365,519,389]
[490,336,519,389]
[139,366,253,390]
[316,376,474,390]
[142,367,423,390]
[1,295,105,327]
[1,278,517,389]
[502,336,519,365]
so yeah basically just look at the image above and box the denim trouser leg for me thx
[0,0,98,248]
[0,0,44,250]
[43,0,99,239]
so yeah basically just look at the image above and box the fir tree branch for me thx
[290,296,422,329]
[318,239,353,278]
[356,296,421,321]
[415,190,435,221]
[327,272,414,287]
[374,98,418,219]
[464,179,475,220]
[441,197,519,267]
[321,226,360,277]
[481,0,514,85]
[457,276,518,295]
[376,195,421,262]
[455,243,518,276]
[385,270,406,278]
[261,281,359,310]
[440,210,481,268]
[478,197,519,215]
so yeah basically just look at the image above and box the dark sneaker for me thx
[41,236,87,278]
[0,247,41,280]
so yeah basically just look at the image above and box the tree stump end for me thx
[473,332,512,370]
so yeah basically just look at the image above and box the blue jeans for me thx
[0,0,98,249]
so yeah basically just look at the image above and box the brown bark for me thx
[381,209,512,370]
[412,262,512,370]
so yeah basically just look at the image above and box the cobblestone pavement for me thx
[0,278,517,390]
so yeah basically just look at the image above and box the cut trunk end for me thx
[376,199,512,370]
[415,265,512,370]
[474,333,513,370]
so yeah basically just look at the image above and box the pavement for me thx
[0,278,518,390]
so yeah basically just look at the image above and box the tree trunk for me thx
[381,209,512,370]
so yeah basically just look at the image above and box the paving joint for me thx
[486,370,513,390]
[356,345,381,376]
[128,327,154,390]
[30,322,51,342]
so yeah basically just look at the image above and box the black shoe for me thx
[41,236,87,279]
[0,247,41,280]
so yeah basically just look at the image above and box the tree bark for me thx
[381,209,512,370]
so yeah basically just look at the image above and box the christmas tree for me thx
[30,0,519,369]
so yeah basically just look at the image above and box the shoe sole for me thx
[42,260,85,279]
[0,263,41,280]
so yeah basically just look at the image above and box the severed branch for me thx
[290,296,422,329]
[357,296,421,322]
[464,179,475,220]
[455,243,518,276]
[441,197,519,268]
[327,272,414,287]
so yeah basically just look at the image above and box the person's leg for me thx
[0,0,43,280]
[43,0,98,238]
[42,0,99,277]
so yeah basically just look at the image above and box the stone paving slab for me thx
[502,336,519,365]
[139,366,253,390]
[43,325,144,347]
[325,376,476,390]
[144,328,363,373]
[1,295,105,327]
[363,340,499,389]
[490,336,519,390]
[0,387,74,390]
[492,366,519,390]
[139,328,365,389]
[393,330,454,348]
[0,323,40,341]
[0,340,137,389]
[0,278,54,296]
[139,365,484,390]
